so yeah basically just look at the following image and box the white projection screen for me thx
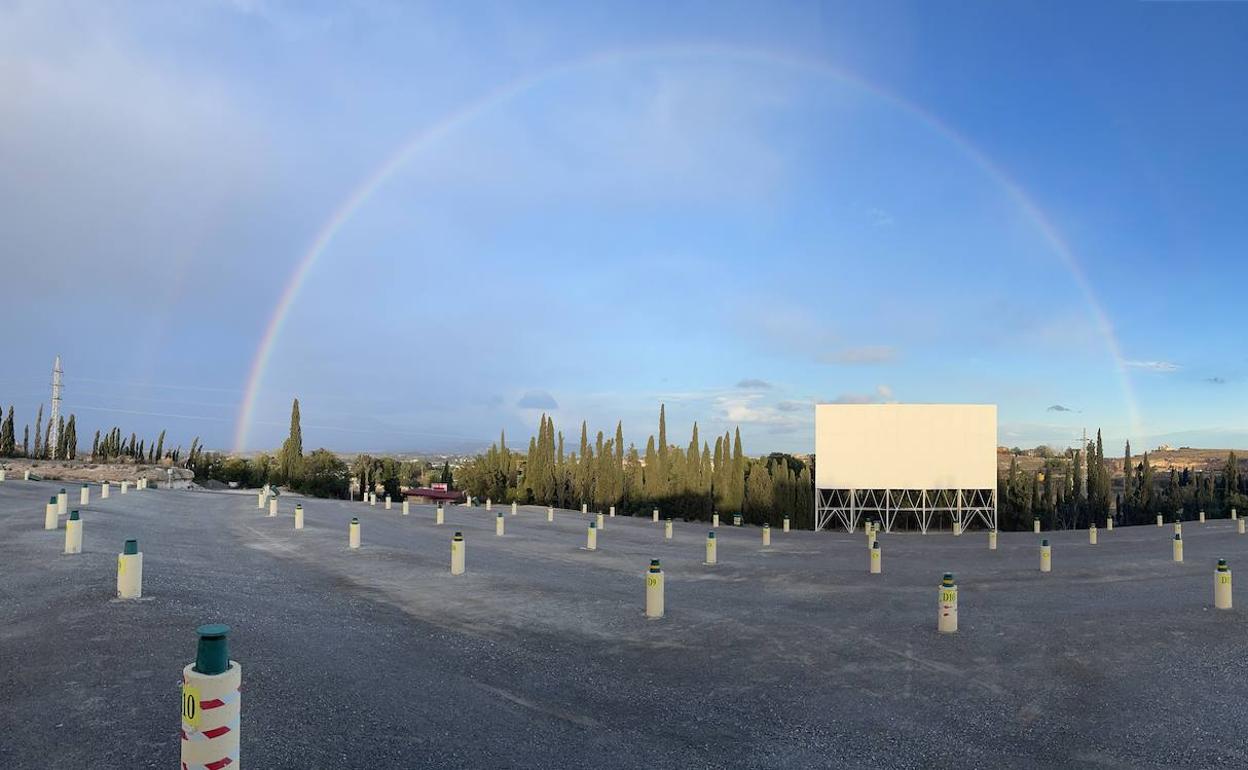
[815,404,997,490]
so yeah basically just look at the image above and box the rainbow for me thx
[232,44,1138,451]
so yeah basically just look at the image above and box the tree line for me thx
[0,402,200,466]
[999,428,1247,530]
[456,405,817,528]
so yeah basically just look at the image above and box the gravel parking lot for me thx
[3,479,1247,768]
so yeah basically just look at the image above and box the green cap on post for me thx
[707,531,716,539]
[649,559,661,572]
[193,624,231,676]
[1217,558,1228,571]
[82,483,88,488]
[69,510,80,521]
[350,517,359,524]
[1042,539,1049,546]
[60,488,66,493]
[1174,533,1182,540]
[123,538,138,554]
[49,496,57,504]
[942,572,955,586]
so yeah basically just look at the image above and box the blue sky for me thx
[1,0,1245,456]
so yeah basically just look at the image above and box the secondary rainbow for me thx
[233,44,1138,451]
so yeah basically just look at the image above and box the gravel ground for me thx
[2,480,1247,768]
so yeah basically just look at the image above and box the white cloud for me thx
[822,346,898,365]
[1124,360,1180,373]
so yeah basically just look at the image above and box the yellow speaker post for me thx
[705,531,717,565]
[79,484,89,505]
[370,492,376,506]
[988,530,997,550]
[1200,510,1206,523]
[733,513,742,527]
[257,491,265,509]
[652,508,659,523]
[1233,508,1239,520]
[1215,559,1232,610]
[496,512,505,536]
[712,513,720,528]
[486,498,492,511]
[762,524,771,546]
[511,501,517,516]
[586,521,597,551]
[1174,519,1182,536]
[609,505,615,518]
[1156,514,1163,527]
[546,506,554,523]
[294,504,304,530]
[783,516,790,533]
[402,500,409,516]
[385,495,392,510]
[451,532,465,574]
[1040,539,1052,573]
[64,510,83,554]
[664,518,673,540]
[1107,517,1114,531]
[1239,519,1246,535]
[596,512,605,531]
[0,468,4,482]
[101,482,110,499]
[121,480,129,494]
[58,488,67,515]
[436,505,445,525]
[938,573,958,634]
[869,540,881,574]
[645,560,664,619]
[181,624,241,770]
[268,498,277,517]
[44,496,58,530]
[349,518,360,549]
[953,520,962,537]
[1033,517,1041,534]
[1089,523,1098,545]
[1173,533,1183,563]
[117,539,142,599]
[582,503,588,514]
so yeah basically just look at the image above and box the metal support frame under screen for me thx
[815,487,997,533]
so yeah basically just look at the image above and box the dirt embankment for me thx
[0,459,194,485]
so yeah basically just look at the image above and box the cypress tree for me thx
[64,415,76,460]
[91,430,99,460]
[0,406,14,456]
[155,430,165,462]
[278,398,304,484]
[22,425,29,457]
[33,405,43,459]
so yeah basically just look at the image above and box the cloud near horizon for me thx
[822,346,898,365]
[517,391,559,409]
[1124,360,1180,372]
[736,378,772,389]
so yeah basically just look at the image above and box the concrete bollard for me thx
[496,512,505,536]
[1040,539,1052,572]
[1173,534,1183,563]
[24,469,31,480]
[938,573,958,634]
[665,518,673,540]
[1233,509,1239,521]
[1215,559,1232,610]
[1033,518,1040,534]
[546,506,553,523]
[1107,517,1114,532]
[370,492,377,506]
[436,505,445,525]
[1157,514,1163,527]
[582,503,587,514]
[0,468,5,482]
[402,500,409,516]
[294,505,304,530]
[783,516,790,533]
[869,540,881,574]
[102,482,110,499]
[486,498,492,511]
[1239,519,1246,535]
[733,513,742,527]
[653,508,659,523]
[268,498,277,517]
[705,531,717,565]
[713,513,720,528]
[645,560,664,619]
[989,529,997,550]
[596,512,605,531]
[385,495,392,511]
[451,532,466,574]
[609,505,615,518]
[117,539,142,598]
[1200,510,1206,524]
[181,624,241,770]
[953,521,962,537]
[586,521,597,550]
[79,484,89,505]
[58,488,68,515]
[257,491,265,509]
[1089,524,1098,545]
[1174,520,1182,537]
[349,518,360,549]
[512,501,517,516]
[44,496,58,530]
[762,524,771,547]
[64,510,83,554]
